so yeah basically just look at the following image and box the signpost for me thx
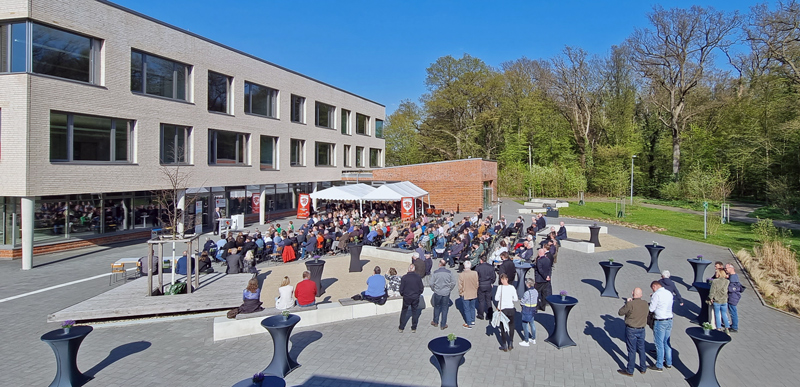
[703,201,709,239]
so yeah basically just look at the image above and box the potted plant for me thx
[696,255,703,260]
[702,322,713,335]
[447,333,457,347]
[560,290,568,301]
[652,241,658,247]
[608,258,614,263]
[281,310,290,321]
[252,372,265,386]
[61,320,75,335]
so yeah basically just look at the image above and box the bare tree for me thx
[747,1,800,86]
[627,5,740,178]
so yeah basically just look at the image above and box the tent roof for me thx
[361,181,428,201]
[309,183,375,201]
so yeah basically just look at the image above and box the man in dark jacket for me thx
[536,213,546,232]
[556,221,567,244]
[399,263,424,333]
[225,248,242,274]
[411,252,426,278]
[726,264,743,332]
[659,271,683,307]
[499,252,516,284]
[475,256,496,320]
[534,248,552,311]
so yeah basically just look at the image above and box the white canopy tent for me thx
[361,181,430,216]
[309,183,376,214]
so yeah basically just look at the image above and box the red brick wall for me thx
[371,159,497,212]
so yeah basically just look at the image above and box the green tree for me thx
[384,100,425,166]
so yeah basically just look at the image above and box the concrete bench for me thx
[361,245,413,263]
[524,200,570,208]
[559,238,595,253]
[234,304,316,320]
[338,296,402,306]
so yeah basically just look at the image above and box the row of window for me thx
[0,21,384,138]
[49,112,383,168]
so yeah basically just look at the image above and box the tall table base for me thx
[692,282,711,325]
[348,244,363,272]
[261,315,301,378]
[645,245,665,274]
[304,260,325,295]
[545,295,578,349]
[514,263,532,298]
[687,259,711,292]
[599,261,623,298]
[428,337,471,387]
[41,326,94,387]
[685,327,731,387]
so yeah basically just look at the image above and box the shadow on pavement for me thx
[295,375,419,386]
[625,260,648,271]
[289,331,323,360]
[581,279,604,294]
[584,320,625,369]
[84,341,151,377]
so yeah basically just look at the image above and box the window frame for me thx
[290,139,305,167]
[208,70,233,114]
[375,119,384,139]
[314,142,335,167]
[131,49,191,102]
[260,135,279,171]
[208,129,249,166]
[340,109,351,135]
[315,101,335,129]
[356,113,370,136]
[355,146,365,168]
[343,145,351,167]
[290,95,305,123]
[50,111,133,163]
[160,124,192,165]
[369,148,382,168]
[244,81,278,118]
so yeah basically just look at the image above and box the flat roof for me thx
[379,158,496,170]
[99,0,384,107]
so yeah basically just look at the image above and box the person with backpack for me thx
[726,263,744,333]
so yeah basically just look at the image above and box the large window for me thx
[375,119,384,139]
[315,142,335,167]
[315,102,335,128]
[160,124,191,164]
[291,95,305,123]
[208,129,248,165]
[244,82,278,118]
[356,113,369,135]
[208,71,232,113]
[131,50,189,101]
[290,139,305,166]
[50,112,132,162]
[343,145,351,167]
[341,109,351,135]
[356,146,364,168]
[0,23,27,73]
[370,148,382,168]
[31,23,100,83]
[260,136,278,170]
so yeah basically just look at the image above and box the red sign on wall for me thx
[251,194,260,214]
[297,193,311,219]
[401,197,414,221]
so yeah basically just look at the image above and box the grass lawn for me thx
[640,198,721,212]
[748,206,800,222]
[560,201,800,254]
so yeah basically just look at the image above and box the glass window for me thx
[291,95,305,123]
[50,112,132,162]
[315,142,334,166]
[131,50,189,101]
[341,109,350,135]
[356,113,369,135]
[208,71,232,113]
[315,102,335,128]
[208,129,248,165]
[356,146,364,167]
[343,145,351,167]
[31,23,98,83]
[290,139,305,166]
[160,124,191,164]
[260,135,278,170]
[370,148,382,168]
[244,82,278,118]
[375,119,384,139]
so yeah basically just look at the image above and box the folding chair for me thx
[110,263,126,285]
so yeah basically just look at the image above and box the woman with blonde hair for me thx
[238,278,264,314]
[275,276,294,310]
[709,268,731,333]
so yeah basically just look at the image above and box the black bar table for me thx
[304,259,325,295]
[687,258,712,292]
[41,325,94,387]
[685,327,731,387]
[599,261,623,298]
[231,375,286,387]
[514,262,533,298]
[645,244,665,274]
[545,295,578,349]
[261,315,301,378]
[692,282,711,325]
[588,225,601,247]
[348,243,363,272]
[428,337,472,387]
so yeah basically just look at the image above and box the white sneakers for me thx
[518,339,536,347]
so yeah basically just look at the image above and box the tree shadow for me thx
[581,279,604,294]
[84,341,151,377]
[625,260,648,271]
[584,321,625,369]
[288,331,323,360]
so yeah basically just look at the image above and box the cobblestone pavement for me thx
[1,202,799,386]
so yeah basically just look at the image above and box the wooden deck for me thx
[48,272,251,322]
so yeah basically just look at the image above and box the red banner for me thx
[401,197,414,221]
[251,194,260,214]
[297,193,311,219]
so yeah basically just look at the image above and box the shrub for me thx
[659,181,683,201]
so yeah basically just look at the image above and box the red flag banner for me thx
[251,193,260,214]
[297,193,311,219]
[401,197,414,221]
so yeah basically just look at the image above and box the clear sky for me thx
[111,0,757,115]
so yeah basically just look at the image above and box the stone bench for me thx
[234,304,317,320]
[338,296,402,307]
[523,200,570,208]
[559,238,595,253]
[360,245,413,263]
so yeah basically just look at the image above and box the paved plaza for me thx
[1,200,799,386]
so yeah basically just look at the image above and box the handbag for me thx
[647,311,655,330]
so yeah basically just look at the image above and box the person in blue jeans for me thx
[519,279,538,346]
[726,264,743,332]
[430,259,456,329]
[649,280,674,371]
[458,260,478,328]
[710,268,731,333]
[617,287,649,376]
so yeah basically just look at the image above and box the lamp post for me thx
[630,155,636,204]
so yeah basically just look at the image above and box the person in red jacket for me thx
[295,270,317,307]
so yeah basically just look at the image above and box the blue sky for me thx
[112,0,757,115]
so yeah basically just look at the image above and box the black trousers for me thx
[399,297,420,330]
[499,308,515,347]
[534,281,552,311]
[477,285,493,319]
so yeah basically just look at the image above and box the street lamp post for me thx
[630,155,637,204]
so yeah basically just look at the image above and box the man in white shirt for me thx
[649,281,674,372]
